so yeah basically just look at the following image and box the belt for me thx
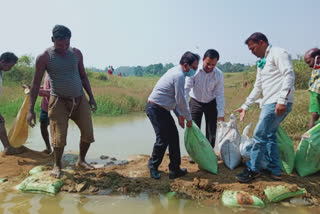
[148,100,164,109]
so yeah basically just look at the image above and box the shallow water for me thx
[24,113,189,162]
[1,113,319,213]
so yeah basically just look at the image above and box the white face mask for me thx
[314,55,320,69]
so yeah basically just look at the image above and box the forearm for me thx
[29,85,40,111]
[82,77,94,99]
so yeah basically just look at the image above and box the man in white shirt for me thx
[0,52,22,155]
[235,32,295,183]
[185,49,225,153]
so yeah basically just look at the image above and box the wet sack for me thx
[295,123,320,177]
[222,190,265,208]
[276,126,295,175]
[184,122,218,174]
[215,114,241,170]
[17,171,64,196]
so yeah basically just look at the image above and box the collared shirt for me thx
[148,65,192,121]
[185,65,225,117]
[241,46,295,110]
[309,69,320,94]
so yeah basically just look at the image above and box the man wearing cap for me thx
[0,52,22,155]
[27,25,97,178]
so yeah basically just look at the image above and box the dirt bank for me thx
[0,148,319,205]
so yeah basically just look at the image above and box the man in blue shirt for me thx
[146,51,199,179]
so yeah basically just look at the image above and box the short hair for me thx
[52,25,72,40]
[203,49,220,60]
[0,52,18,63]
[179,51,199,66]
[245,32,269,45]
[311,49,320,58]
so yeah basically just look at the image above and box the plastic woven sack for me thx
[17,171,64,195]
[222,190,264,208]
[29,166,46,175]
[184,122,218,174]
[8,95,29,148]
[215,114,241,170]
[276,126,295,175]
[239,122,253,161]
[295,123,320,176]
[264,185,306,203]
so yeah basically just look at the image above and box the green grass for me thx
[0,69,312,147]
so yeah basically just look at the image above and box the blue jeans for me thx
[247,102,293,176]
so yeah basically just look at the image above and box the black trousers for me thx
[146,102,181,171]
[189,98,218,148]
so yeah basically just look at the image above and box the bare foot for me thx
[50,166,62,178]
[4,147,23,155]
[75,160,95,170]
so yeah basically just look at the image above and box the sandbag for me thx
[222,190,264,208]
[0,177,8,184]
[239,122,253,161]
[8,94,29,148]
[17,171,64,195]
[295,123,320,176]
[184,122,218,174]
[215,114,241,170]
[29,166,46,175]
[276,126,295,175]
[264,185,306,203]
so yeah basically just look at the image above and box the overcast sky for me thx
[1,0,319,69]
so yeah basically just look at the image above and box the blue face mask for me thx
[184,68,196,77]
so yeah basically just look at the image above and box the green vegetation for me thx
[0,55,314,147]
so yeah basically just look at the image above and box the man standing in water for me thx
[27,25,97,178]
[0,52,22,155]
[38,73,52,154]
[146,51,199,179]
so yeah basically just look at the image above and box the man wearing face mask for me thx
[146,51,199,180]
[185,49,225,157]
[304,48,320,128]
[234,32,295,183]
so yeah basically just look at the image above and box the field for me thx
[0,71,311,146]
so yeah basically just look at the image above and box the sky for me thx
[1,0,319,69]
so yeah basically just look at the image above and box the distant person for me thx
[0,52,22,155]
[27,25,97,178]
[107,66,113,75]
[185,49,225,161]
[38,73,52,154]
[146,51,199,180]
[118,72,122,77]
[304,48,320,128]
[235,32,295,183]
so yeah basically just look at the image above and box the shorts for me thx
[48,95,95,148]
[39,109,49,126]
[309,91,320,114]
[0,114,4,123]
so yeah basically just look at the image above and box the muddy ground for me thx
[0,147,319,206]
